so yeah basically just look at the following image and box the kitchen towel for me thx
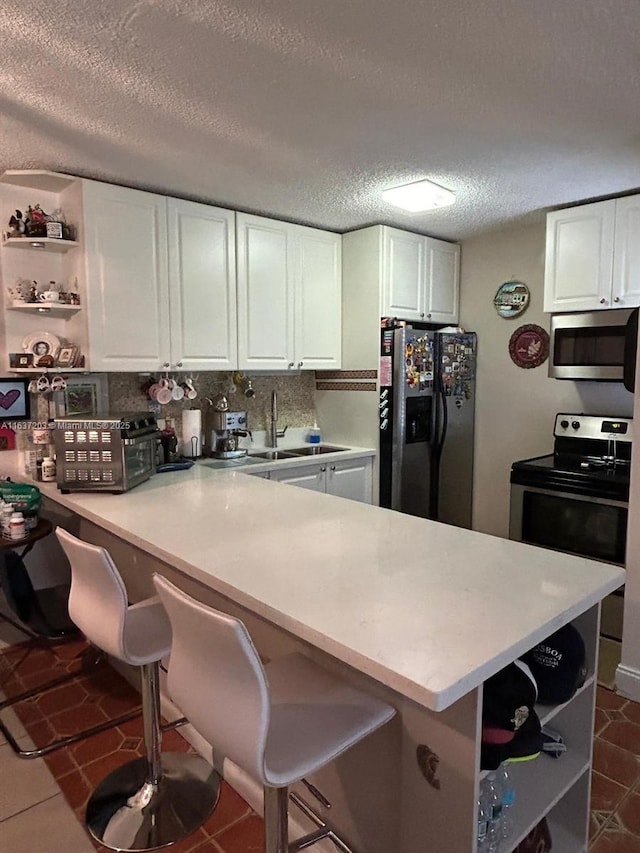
[181,409,202,458]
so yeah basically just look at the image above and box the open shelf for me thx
[0,170,77,193]
[2,237,79,253]
[7,303,81,319]
[9,367,89,374]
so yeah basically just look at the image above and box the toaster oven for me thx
[53,413,159,493]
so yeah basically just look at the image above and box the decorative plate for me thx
[22,331,61,359]
[508,324,549,369]
[494,280,530,318]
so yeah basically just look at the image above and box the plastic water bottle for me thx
[496,763,516,843]
[484,771,503,852]
[477,794,490,852]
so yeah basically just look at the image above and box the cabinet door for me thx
[270,463,325,491]
[168,199,237,371]
[326,457,373,503]
[544,202,615,312]
[294,226,342,369]
[426,238,459,323]
[237,214,294,371]
[381,227,426,320]
[612,194,640,308]
[83,181,170,371]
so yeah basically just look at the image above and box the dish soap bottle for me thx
[308,422,321,444]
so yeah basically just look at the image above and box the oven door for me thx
[510,483,627,640]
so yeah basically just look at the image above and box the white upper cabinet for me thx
[427,237,460,323]
[380,226,459,323]
[382,229,425,319]
[167,198,236,372]
[295,225,342,369]
[612,195,640,308]
[84,181,171,372]
[236,213,342,371]
[544,195,640,312]
[83,181,236,371]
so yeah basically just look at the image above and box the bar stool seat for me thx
[56,529,220,852]
[153,573,396,853]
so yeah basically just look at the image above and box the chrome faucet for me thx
[269,390,288,448]
[270,390,278,447]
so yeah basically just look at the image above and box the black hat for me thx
[481,660,543,770]
[483,659,538,732]
[520,624,587,705]
[481,709,543,770]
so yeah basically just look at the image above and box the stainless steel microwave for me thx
[549,308,638,388]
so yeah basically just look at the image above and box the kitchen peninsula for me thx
[4,454,624,852]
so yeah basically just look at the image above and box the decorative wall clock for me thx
[494,280,530,318]
[508,324,549,369]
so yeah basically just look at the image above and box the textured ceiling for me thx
[2,0,640,241]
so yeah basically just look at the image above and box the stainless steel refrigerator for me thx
[379,324,477,528]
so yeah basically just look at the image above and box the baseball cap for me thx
[520,624,587,705]
[481,660,543,770]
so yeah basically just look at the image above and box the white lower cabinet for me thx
[269,457,373,503]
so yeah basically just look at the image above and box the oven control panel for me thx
[554,413,633,442]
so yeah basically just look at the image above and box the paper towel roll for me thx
[182,409,202,458]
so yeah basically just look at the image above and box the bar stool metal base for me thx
[86,752,220,852]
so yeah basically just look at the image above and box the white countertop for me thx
[2,452,624,712]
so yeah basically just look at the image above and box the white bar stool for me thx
[153,573,396,853]
[56,529,220,851]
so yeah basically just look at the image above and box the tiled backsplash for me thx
[28,371,317,446]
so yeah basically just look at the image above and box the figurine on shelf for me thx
[8,210,25,237]
[24,204,48,238]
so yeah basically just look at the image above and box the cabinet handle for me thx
[600,298,607,304]
[321,466,326,472]
[427,313,432,319]
[162,362,170,368]
[614,297,620,303]
[288,362,294,368]
[297,361,303,368]
[176,361,183,367]
[420,312,425,318]
[331,465,336,471]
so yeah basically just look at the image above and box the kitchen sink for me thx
[249,450,301,460]
[287,445,347,456]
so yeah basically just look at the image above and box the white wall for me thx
[459,222,633,538]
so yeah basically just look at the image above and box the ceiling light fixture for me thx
[382,179,456,212]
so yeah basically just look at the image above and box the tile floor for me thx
[2,629,640,852]
[0,628,262,853]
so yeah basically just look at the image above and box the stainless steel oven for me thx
[509,413,631,641]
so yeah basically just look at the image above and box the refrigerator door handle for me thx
[436,380,448,456]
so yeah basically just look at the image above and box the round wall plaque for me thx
[508,324,549,369]
[493,280,530,318]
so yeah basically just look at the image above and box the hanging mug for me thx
[50,375,67,392]
[184,378,197,400]
[36,375,50,393]
[169,379,185,401]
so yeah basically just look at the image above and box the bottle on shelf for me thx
[477,792,490,852]
[483,771,503,852]
[496,763,516,844]
[41,456,56,482]
[9,511,27,540]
